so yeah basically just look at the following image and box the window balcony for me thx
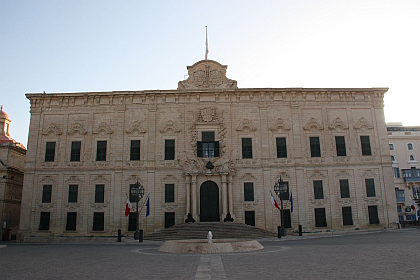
[402,169,420,182]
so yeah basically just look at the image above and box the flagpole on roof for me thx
[205,26,209,60]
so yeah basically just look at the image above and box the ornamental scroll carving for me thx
[328,117,348,131]
[303,118,323,131]
[93,122,113,134]
[43,123,62,135]
[269,118,291,132]
[178,60,237,90]
[68,123,88,135]
[354,117,373,131]
[126,121,146,135]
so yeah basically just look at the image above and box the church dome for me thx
[0,106,9,119]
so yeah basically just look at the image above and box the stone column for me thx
[186,175,191,217]
[191,175,198,220]
[228,174,234,217]
[221,174,228,217]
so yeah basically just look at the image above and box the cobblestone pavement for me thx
[0,229,419,280]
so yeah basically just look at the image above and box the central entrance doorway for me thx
[200,181,220,222]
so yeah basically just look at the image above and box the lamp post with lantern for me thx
[274,176,288,237]
[130,179,144,240]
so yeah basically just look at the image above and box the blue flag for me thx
[290,192,294,213]
[146,197,150,217]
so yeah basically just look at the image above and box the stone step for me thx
[144,222,277,241]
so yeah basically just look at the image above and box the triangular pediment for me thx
[178,60,237,90]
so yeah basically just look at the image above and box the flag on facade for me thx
[270,192,281,210]
[290,192,294,213]
[125,198,132,217]
[146,197,150,217]
[205,26,209,60]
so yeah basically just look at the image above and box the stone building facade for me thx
[387,123,420,222]
[0,107,26,240]
[18,60,398,240]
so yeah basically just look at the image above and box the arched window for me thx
[391,155,395,162]
[407,143,413,150]
[409,155,415,161]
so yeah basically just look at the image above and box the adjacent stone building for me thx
[18,60,398,240]
[387,123,420,222]
[0,107,26,240]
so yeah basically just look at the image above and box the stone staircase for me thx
[144,222,277,241]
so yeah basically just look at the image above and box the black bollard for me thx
[117,229,122,242]
[139,229,143,243]
[299,225,303,236]
[277,226,282,238]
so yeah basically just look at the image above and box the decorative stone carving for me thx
[303,118,323,131]
[93,122,113,134]
[160,120,181,134]
[269,118,291,132]
[68,122,88,135]
[126,121,146,135]
[43,123,62,135]
[328,117,348,131]
[334,170,351,178]
[198,107,217,123]
[241,173,256,181]
[354,117,373,130]
[338,198,353,205]
[178,60,237,90]
[309,171,327,179]
[236,119,257,132]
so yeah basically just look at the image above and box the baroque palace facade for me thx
[18,60,398,240]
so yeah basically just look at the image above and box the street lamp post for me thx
[130,179,144,240]
[274,176,288,237]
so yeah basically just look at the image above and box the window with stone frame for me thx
[276,137,287,158]
[313,180,324,199]
[95,184,105,203]
[365,179,376,197]
[68,185,78,203]
[314,208,327,227]
[360,135,372,156]
[339,179,350,198]
[244,182,254,201]
[42,185,52,203]
[335,136,347,156]
[92,212,104,231]
[39,212,50,230]
[96,141,107,161]
[310,137,321,157]
[165,184,175,203]
[242,138,253,159]
[342,207,353,225]
[66,212,77,231]
[407,143,413,150]
[197,131,219,158]
[368,205,380,224]
[164,139,175,160]
[70,141,81,162]
[130,140,141,161]
[45,141,56,162]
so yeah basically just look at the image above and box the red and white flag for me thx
[125,198,132,217]
[271,192,281,210]
[205,26,209,60]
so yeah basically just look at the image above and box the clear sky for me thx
[1,0,419,147]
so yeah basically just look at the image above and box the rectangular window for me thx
[197,132,220,158]
[360,136,372,156]
[365,179,376,197]
[68,185,78,203]
[310,137,321,157]
[342,207,353,226]
[95,184,105,203]
[39,212,50,230]
[313,180,324,199]
[165,184,175,203]
[164,212,175,228]
[130,140,141,161]
[244,182,254,201]
[339,179,350,198]
[315,208,327,227]
[42,185,52,203]
[66,212,77,231]
[128,212,136,231]
[389,143,394,150]
[70,141,81,162]
[368,206,380,224]
[395,190,405,203]
[279,181,290,201]
[281,209,292,228]
[164,139,175,160]
[393,167,400,178]
[242,138,253,159]
[45,142,56,162]
[96,141,107,161]
[335,136,347,156]
[92,212,104,231]
[245,211,255,227]
[276,137,287,158]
